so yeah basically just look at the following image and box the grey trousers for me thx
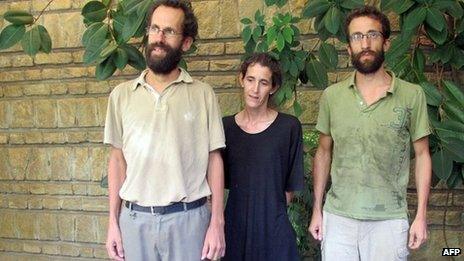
[119,204,211,261]
[322,211,410,261]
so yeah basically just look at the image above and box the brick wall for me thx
[0,0,462,260]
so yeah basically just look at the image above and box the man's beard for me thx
[145,42,183,74]
[351,49,385,74]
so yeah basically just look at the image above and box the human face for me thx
[347,16,390,74]
[240,63,276,110]
[145,5,192,74]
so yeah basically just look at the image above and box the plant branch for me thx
[33,0,55,24]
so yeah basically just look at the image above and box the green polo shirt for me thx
[316,71,431,220]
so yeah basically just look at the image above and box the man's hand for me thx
[408,217,427,249]
[309,211,323,241]
[106,222,124,261]
[201,222,225,260]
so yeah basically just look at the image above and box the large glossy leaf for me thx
[340,0,364,9]
[282,27,293,44]
[446,168,463,188]
[122,44,146,71]
[425,24,448,45]
[111,9,126,44]
[315,15,331,41]
[413,48,425,72]
[450,48,464,69]
[324,6,342,34]
[306,59,328,89]
[435,120,464,141]
[293,100,303,117]
[301,0,330,18]
[99,41,118,60]
[112,47,129,70]
[37,25,52,53]
[276,33,285,51]
[443,81,464,109]
[385,35,411,63]
[393,0,415,14]
[442,1,463,18]
[425,7,446,31]
[443,101,464,123]
[442,137,464,162]
[266,26,277,46]
[21,26,41,56]
[81,1,107,23]
[252,26,262,43]
[403,7,427,31]
[419,81,442,106]
[242,26,252,44]
[431,149,453,180]
[83,39,109,65]
[122,12,145,42]
[380,0,396,12]
[3,10,34,25]
[318,42,338,69]
[96,56,117,80]
[82,22,109,47]
[0,24,25,50]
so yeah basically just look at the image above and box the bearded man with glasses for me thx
[309,5,432,261]
[104,1,226,260]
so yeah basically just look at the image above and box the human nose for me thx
[360,35,371,49]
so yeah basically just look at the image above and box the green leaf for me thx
[240,18,252,25]
[432,149,453,180]
[3,10,34,25]
[83,39,109,65]
[82,22,108,47]
[380,0,396,12]
[419,81,442,106]
[282,27,293,44]
[445,1,463,18]
[276,33,285,51]
[443,81,464,109]
[434,120,464,141]
[318,42,338,69]
[121,0,145,15]
[324,6,342,34]
[393,0,415,14]
[112,47,129,70]
[136,0,153,17]
[289,61,299,78]
[265,0,276,7]
[443,101,464,123]
[301,0,330,18]
[100,41,118,59]
[293,100,303,117]
[425,7,446,31]
[252,26,262,43]
[425,24,448,45]
[96,57,117,80]
[21,26,41,56]
[122,44,146,71]
[37,25,52,53]
[0,24,25,50]
[122,12,145,42]
[266,26,277,46]
[385,35,411,63]
[306,59,328,88]
[443,137,464,162]
[412,48,425,72]
[242,26,252,44]
[403,7,427,31]
[81,1,107,23]
[340,0,364,9]
[256,41,269,52]
[446,169,463,188]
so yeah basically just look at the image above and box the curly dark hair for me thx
[240,53,282,90]
[344,5,391,42]
[146,0,199,41]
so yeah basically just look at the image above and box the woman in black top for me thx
[222,53,304,261]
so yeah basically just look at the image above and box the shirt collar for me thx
[347,70,398,94]
[131,67,194,91]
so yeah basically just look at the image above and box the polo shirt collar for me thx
[131,67,194,91]
[347,70,398,94]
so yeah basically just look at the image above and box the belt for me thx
[125,197,207,215]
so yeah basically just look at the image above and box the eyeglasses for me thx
[146,26,182,38]
[349,31,383,42]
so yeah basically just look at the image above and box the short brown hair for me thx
[344,5,391,42]
[146,0,198,41]
[240,53,282,89]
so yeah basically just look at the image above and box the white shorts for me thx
[322,211,409,261]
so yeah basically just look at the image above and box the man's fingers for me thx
[201,242,209,260]
[116,240,125,259]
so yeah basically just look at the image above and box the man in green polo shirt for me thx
[308,6,432,260]
[104,1,225,260]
